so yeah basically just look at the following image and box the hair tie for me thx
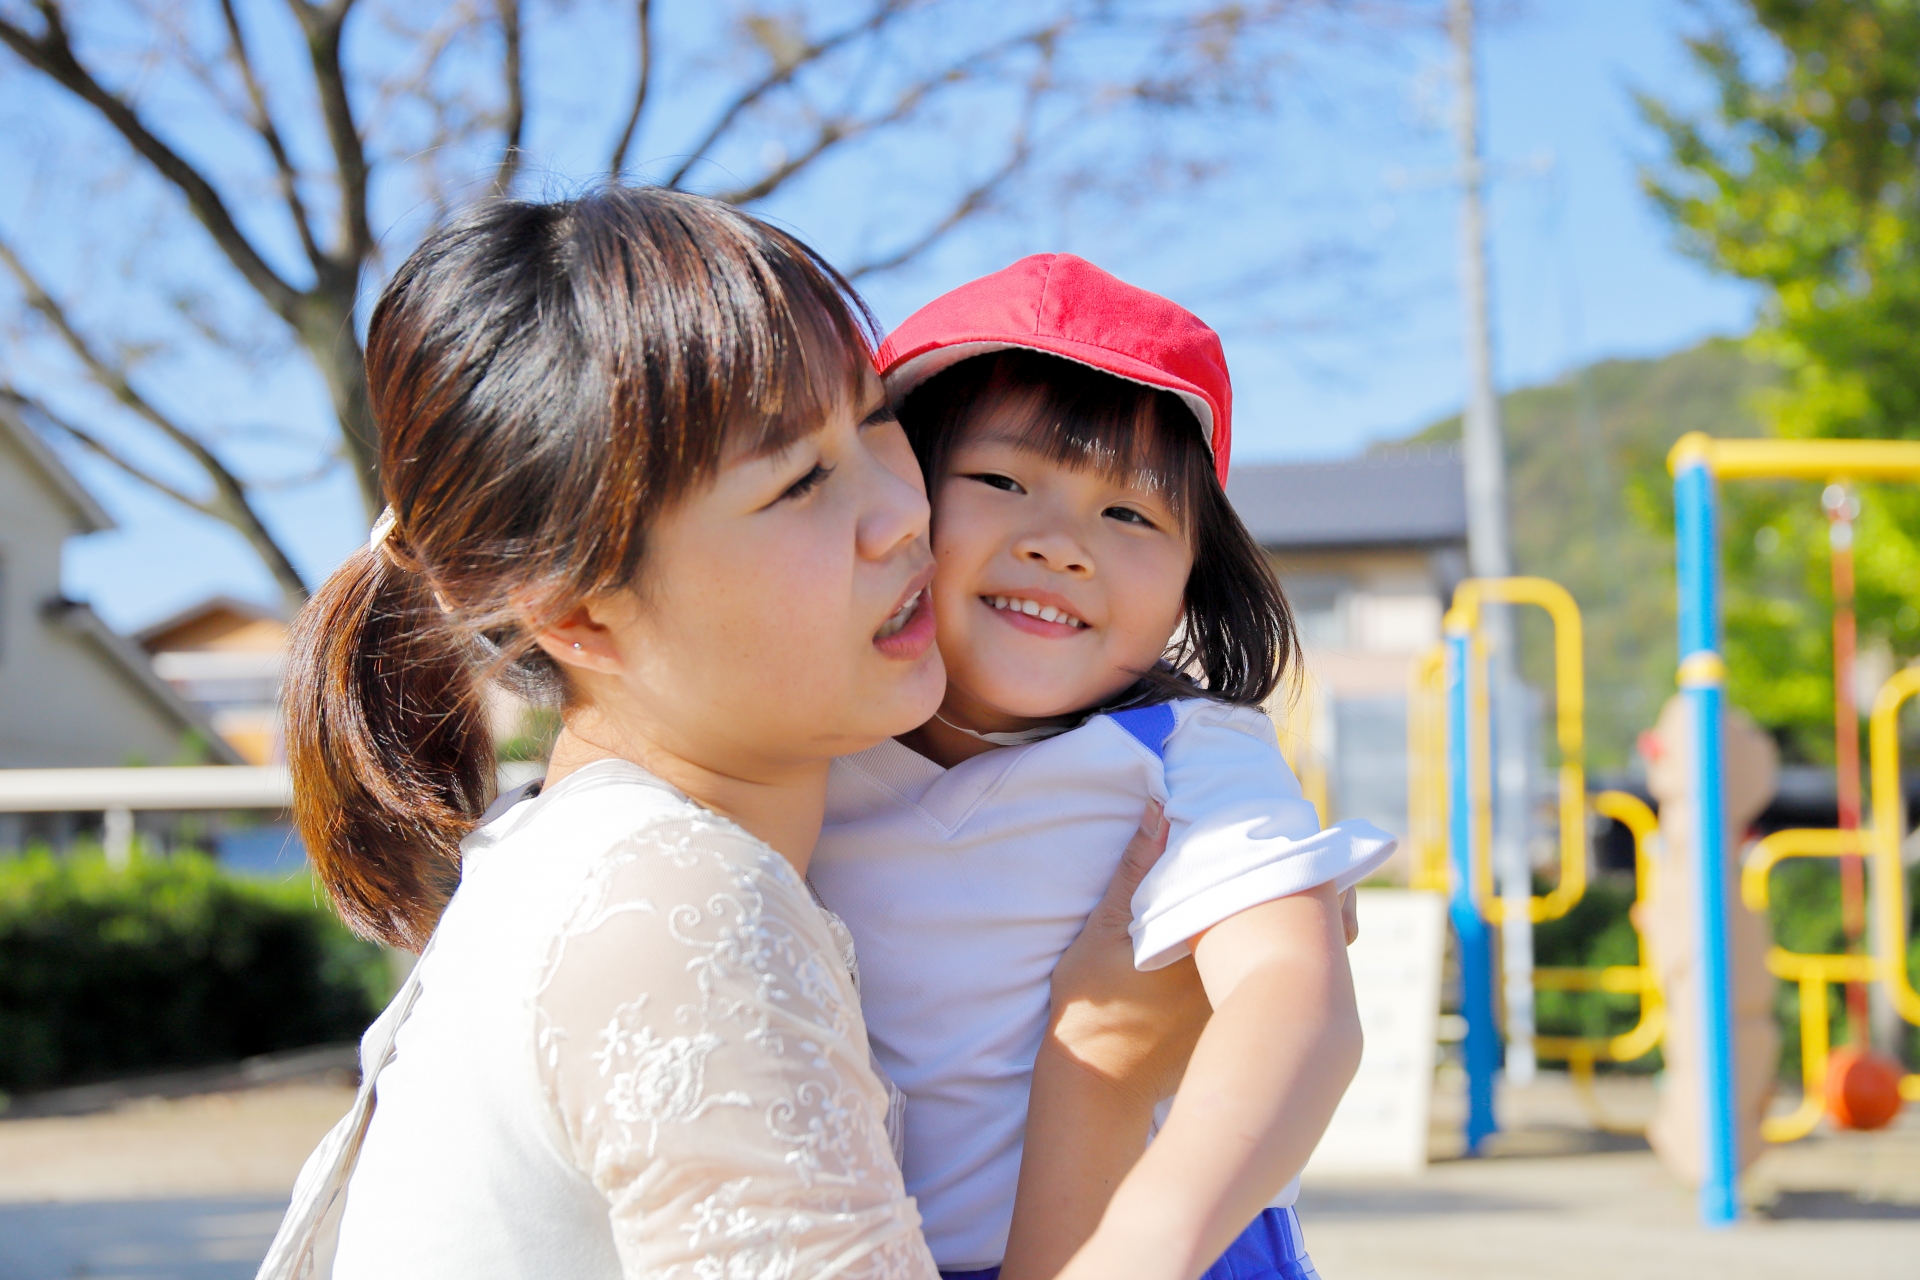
[369,506,397,550]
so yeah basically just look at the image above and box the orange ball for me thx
[1824,1048,1904,1131]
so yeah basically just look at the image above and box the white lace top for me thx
[327,759,937,1280]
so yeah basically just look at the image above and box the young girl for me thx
[810,254,1397,1280]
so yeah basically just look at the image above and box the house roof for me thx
[135,595,287,654]
[42,598,246,765]
[1225,445,1467,551]
[0,398,115,534]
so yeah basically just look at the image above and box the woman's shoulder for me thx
[459,758,816,947]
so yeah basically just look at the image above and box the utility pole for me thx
[1451,0,1536,1086]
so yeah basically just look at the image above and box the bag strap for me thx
[253,937,433,1280]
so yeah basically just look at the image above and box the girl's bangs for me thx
[964,353,1210,524]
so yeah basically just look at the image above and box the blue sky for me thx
[20,0,1761,631]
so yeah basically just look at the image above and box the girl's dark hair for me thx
[899,348,1295,709]
[284,187,875,949]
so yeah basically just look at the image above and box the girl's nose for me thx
[1013,529,1092,576]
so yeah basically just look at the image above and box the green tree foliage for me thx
[1643,1,1920,758]
[0,850,388,1095]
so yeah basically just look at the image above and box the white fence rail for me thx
[0,763,544,865]
[0,766,293,813]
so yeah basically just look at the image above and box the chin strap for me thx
[931,711,1077,747]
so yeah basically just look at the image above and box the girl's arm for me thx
[1000,804,1211,1280]
[1057,882,1361,1280]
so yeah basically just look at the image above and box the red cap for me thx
[877,254,1233,484]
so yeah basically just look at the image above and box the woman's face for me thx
[557,378,944,779]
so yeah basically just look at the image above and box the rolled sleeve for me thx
[1128,702,1398,970]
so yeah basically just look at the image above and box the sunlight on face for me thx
[598,384,946,773]
[928,426,1194,731]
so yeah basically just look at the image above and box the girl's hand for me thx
[1047,801,1210,1108]
[1342,886,1360,946]
[1002,802,1211,1280]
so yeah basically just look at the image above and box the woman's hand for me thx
[1046,801,1211,1106]
[1002,802,1212,1280]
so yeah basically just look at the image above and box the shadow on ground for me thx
[1759,1190,1920,1221]
[1298,1184,1548,1217]
[0,1197,285,1280]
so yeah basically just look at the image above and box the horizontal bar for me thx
[0,766,291,812]
[1669,433,1920,480]
[0,761,545,814]
[1533,965,1654,994]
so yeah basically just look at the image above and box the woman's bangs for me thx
[718,242,879,464]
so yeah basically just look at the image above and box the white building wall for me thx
[0,427,210,768]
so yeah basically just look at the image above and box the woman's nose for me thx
[856,434,932,561]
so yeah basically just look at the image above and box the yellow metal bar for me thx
[1533,965,1656,993]
[1406,645,1450,893]
[1868,667,1920,1025]
[1447,577,1588,923]
[1668,432,1920,481]
[1767,948,1879,984]
[1763,970,1832,1144]
[1742,827,1873,913]
[1903,1075,1920,1103]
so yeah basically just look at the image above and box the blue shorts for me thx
[939,1206,1319,1280]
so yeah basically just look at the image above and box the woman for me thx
[261,188,1200,1280]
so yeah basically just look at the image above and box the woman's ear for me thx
[530,601,627,675]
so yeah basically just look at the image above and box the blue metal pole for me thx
[1447,622,1499,1154]
[1675,455,1739,1227]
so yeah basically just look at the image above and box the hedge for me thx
[0,850,389,1096]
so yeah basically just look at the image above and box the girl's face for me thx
[928,420,1194,730]
[551,380,945,777]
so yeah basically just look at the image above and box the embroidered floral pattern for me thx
[534,807,934,1280]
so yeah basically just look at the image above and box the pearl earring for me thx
[572,642,583,651]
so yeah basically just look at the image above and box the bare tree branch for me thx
[664,0,913,189]
[0,2,304,321]
[712,19,1068,208]
[287,0,373,266]
[842,36,1057,279]
[492,0,525,193]
[607,0,654,176]
[0,236,309,606]
[3,385,214,515]
[218,0,325,271]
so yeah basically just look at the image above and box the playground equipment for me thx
[1669,433,1920,1226]
[1410,577,1666,1151]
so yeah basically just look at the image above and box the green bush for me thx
[0,849,389,1095]
[1533,875,1656,1066]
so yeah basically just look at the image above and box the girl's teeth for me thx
[986,595,1085,628]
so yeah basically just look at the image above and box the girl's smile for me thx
[925,430,1193,732]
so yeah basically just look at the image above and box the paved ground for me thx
[1300,1068,1920,1279]
[2,1071,1917,1278]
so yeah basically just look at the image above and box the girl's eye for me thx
[1104,505,1158,528]
[779,463,835,502]
[966,472,1024,494]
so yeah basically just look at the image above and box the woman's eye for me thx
[966,473,1024,493]
[780,463,835,502]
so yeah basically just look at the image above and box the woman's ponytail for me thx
[284,541,493,950]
